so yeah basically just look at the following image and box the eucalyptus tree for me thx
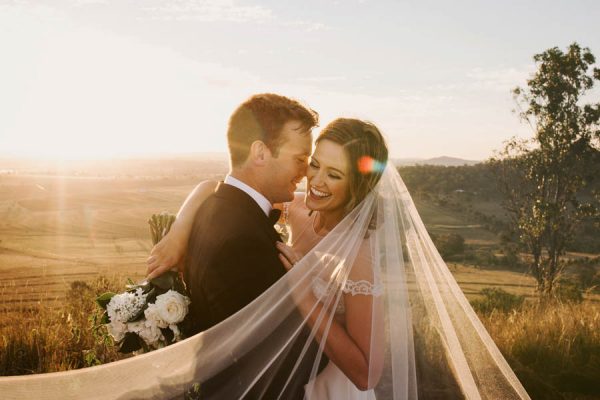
[492,43,600,296]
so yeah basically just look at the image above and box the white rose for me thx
[154,290,190,325]
[128,319,163,346]
[139,324,163,346]
[106,320,127,342]
[144,303,168,328]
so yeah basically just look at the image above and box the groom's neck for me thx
[228,169,269,202]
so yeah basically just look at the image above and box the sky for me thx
[0,0,599,160]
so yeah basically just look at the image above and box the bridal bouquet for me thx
[96,213,191,354]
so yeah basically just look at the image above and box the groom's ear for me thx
[249,140,271,166]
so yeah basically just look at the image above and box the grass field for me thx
[1,162,598,399]
[0,172,540,310]
[0,173,205,310]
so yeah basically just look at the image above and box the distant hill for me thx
[393,156,480,166]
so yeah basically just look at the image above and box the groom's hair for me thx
[227,93,318,167]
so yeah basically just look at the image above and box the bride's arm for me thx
[276,242,384,391]
[146,180,218,279]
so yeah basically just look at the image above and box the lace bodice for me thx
[311,276,383,314]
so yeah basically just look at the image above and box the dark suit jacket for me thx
[184,183,325,399]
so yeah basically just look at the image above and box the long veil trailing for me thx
[0,166,531,400]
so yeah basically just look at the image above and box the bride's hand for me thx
[146,230,187,280]
[276,241,301,271]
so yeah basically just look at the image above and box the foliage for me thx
[431,233,465,259]
[398,163,501,200]
[491,42,600,296]
[470,287,525,314]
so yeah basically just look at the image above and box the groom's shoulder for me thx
[195,189,263,232]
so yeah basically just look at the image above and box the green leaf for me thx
[96,292,117,309]
[100,311,110,324]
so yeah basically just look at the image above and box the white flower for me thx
[154,290,190,325]
[169,324,181,341]
[106,320,127,342]
[128,319,163,346]
[144,303,168,328]
[106,288,148,323]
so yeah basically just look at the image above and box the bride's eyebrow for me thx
[312,156,345,176]
[327,166,345,176]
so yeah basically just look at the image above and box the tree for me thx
[492,43,600,297]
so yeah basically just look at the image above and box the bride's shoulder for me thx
[347,239,378,286]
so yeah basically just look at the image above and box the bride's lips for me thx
[308,186,331,201]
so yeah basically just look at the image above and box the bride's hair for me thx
[316,118,388,213]
[227,93,319,167]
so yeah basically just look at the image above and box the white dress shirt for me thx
[224,175,272,217]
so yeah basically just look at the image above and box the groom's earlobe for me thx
[249,140,269,166]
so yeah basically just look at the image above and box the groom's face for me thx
[265,120,312,203]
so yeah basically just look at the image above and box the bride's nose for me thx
[309,170,325,186]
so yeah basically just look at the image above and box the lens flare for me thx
[358,156,385,174]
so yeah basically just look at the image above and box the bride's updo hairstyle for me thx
[315,118,388,213]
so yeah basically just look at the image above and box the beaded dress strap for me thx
[282,202,290,225]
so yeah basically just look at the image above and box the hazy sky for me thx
[1,0,599,160]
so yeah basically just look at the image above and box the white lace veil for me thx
[0,165,531,400]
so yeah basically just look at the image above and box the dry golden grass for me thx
[480,301,600,399]
[1,170,599,399]
[0,276,128,375]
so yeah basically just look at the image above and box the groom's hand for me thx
[146,231,186,280]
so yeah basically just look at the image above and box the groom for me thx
[184,93,321,399]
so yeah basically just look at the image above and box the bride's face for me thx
[305,140,350,213]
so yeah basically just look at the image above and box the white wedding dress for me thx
[304,277,381,400]
[285,197,381,400]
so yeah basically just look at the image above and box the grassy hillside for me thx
[0,160,598,399]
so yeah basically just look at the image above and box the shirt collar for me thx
[224,175,272,217]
